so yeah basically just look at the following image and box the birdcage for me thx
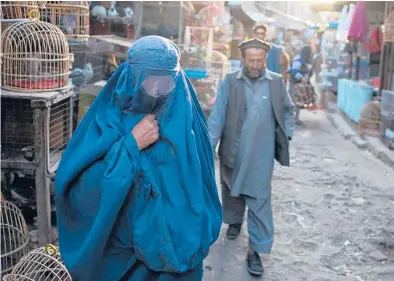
[1,87,74,246]
[196,3,232,52]
[1,88,73,175]
[181,26,213,79]
[0,1,38,19]
[40,1,90,45]
[3,245,71,281]
[0,199,30,276]
[140,1,194,42]
[384,9,394,42]
[1,20,70,93]
[209,50,229,82]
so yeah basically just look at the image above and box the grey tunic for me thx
[209,70,276,199]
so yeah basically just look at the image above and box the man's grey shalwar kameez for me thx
[208,68,295,254]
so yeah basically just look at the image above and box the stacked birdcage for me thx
[3,245,71,281]
[0,1,38,19]
[140,1,194,41]
[1,20,70,92]
[0,199,30,276]
[40,1,90,45]
[1,16,73,245]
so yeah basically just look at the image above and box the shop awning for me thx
[226,1,306,31]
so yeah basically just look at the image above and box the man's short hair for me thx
[253,23,268,33]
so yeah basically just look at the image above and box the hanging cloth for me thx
[336,4,349,42]
[348,1,369,42]
[364,26,383,53]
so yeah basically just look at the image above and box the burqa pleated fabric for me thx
[55,36,222,281]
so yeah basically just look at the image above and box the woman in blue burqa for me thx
[55,36,222,281]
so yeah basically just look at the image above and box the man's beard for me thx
[244,67,265,80]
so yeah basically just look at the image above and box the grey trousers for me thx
[221,171,274,254]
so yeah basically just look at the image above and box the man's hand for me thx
[131,114,159,150]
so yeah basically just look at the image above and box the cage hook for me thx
[28,9,41,21]
[44,244,59,256]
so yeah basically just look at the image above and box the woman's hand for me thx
[131,114,159,150]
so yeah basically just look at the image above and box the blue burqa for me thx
[55,36,222,281]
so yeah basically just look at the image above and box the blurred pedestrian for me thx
[208,38,295,276]
[288,45,313,123]
[253,23,287,77]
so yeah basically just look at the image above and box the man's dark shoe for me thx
[247,250,264,276]
[226,223,242,239]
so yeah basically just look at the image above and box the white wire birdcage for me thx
[0,199,30,276]
[209,50,229,81]
[3,245,72,281]
[40,1,90,45]
[1,19,70,93]
[0,1,38,19]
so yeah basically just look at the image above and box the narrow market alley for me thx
[204,110,394,281]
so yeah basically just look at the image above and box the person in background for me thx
[55,36,222,281]
[208,38,295,276]
[253,23,285,76]
[280,47,291,82]
[288,45,313,123]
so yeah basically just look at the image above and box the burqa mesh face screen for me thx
[131,73,176,114]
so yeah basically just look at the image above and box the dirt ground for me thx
[203,110,394,281]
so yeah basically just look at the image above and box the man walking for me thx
[208,38,295,276]
[253,23,290,78]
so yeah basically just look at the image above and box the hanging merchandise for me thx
[347,1,369,42]
[338,3,356,42]
[336,4,349,42]
[364,26,383,53]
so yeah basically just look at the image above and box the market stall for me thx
[1,7,74,250]
[334,1,393,148]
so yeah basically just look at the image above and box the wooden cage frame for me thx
[1,20,70,93]
[41,1,89,44]
[1,88,74,246]
[0,1,38,20]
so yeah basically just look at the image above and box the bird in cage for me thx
[108,1,119,18]
[124,6,134,18]
[21,146,35,161]
[1,145,10,160]
[21,53,42,85]
[70,63,94,89]
[92,4,108,21]
[60,14,76,35]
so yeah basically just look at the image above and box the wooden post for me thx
[32,100,52,246]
